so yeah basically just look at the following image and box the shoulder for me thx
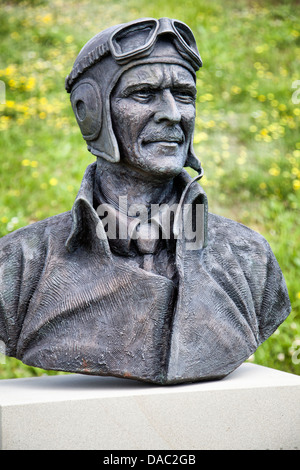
[0,211,72,255]
[207,212,271,260]
[208,212,268,244]
[204,212,279,295]
[205,212,290,341]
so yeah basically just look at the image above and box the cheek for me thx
[112,101,149,142]
[111,102,130,138]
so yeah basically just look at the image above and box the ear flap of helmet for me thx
[185,138,203,174]
[70,78,102,141]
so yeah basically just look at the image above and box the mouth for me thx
[142,137,183,145]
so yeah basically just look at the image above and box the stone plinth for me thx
[0,363,299,450]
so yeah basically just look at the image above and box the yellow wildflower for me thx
[278,104,287,111]
[194,132,208,143]
[5,65,16,76]
[255,45,265,54]
[41,14,53,24]
[0,116,10,131]
[49,178,58,186]
[8,79,17,89]
[199,93,213,102]
[293,180,300,191]
[26,77,36,91]
[259,182,267,190]
[10,32,20,40]
[21,159,30,167]
[287,155,296,164]
[5,100,15,108]
[269,167,280,176]
[231,86,241,94]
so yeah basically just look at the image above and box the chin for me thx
[142,160,184,181]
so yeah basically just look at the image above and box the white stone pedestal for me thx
[0,363,299,450]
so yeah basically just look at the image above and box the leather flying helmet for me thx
[65,18,203,172]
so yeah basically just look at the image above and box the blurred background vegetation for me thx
[0,0,299,379]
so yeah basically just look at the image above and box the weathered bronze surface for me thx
[0,18,291,384]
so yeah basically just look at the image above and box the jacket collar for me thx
[65,162,208,254]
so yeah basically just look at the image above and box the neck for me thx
[95,158,178,210]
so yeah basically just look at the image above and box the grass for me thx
[0,0,299,378]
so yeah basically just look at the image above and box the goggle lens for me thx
[172,20,202,68]
[110,20,158,60]
[174,21,197,51]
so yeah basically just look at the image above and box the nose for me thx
[154,89,181,124]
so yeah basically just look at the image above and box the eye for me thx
[173,90,196,104]
[130,89,154,103]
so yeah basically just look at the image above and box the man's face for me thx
[110,63,196,181]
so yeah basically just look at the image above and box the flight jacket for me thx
[0,162,291,383]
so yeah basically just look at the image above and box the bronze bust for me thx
[0,18,291,384]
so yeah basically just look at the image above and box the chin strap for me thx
[173,165,204,239]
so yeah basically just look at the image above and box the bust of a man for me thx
[0,18,291,384]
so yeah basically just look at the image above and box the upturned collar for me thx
[65,162,208,254]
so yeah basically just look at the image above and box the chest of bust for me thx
[17,249,177,383]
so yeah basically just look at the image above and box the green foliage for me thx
[0,0,299,378]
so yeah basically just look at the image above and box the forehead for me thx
[113,63,196,93]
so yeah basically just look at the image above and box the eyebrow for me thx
[119,82,159,97]
[119,81,197,97]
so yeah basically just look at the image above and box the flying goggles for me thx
[66,17,202,92]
